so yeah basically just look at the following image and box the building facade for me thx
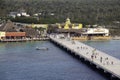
[5,32,26,39]
[0,31,5,39]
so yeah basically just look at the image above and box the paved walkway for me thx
[50,35,120,79]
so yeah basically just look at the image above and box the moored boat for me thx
[36,47,49,50]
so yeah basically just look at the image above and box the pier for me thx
[50,35,120,80]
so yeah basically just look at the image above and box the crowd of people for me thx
[71,40,114,66]
[52,34,115,66]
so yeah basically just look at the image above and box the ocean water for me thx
[0,40,118,80]
[83,40,120,59]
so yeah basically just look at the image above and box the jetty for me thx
[50,35,120,80]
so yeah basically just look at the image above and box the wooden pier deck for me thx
[50,35,120,79]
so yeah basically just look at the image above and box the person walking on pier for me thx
[77,47,79,49]
[111,61,114,65]
[91,54,94,61]
[72,40,75,44]
[100,57,103,63]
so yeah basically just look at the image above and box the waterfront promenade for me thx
[50,35,120,79]
[0,38,49,42]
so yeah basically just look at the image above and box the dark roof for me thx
[0,20,18,32]
[23,28,39,37]
[0,23,5,31]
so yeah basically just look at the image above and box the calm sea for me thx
[83,40,120,59]
[0,40,119,80]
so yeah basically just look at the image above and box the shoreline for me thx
[1,36,120,42]
[112,36,120,40]
[0,38,49,42]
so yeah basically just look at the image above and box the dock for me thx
[0,38,49,42]
[50,35,120,79]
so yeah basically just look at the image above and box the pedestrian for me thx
[86,52,89,54]
[106,61,109,65]
[105,57,108,60]
[91,55,94,61]
[81,46,82,49]
[72,41,75,44]
[100,57,102,63]
[95,55,97,59]
[111,61,113,65]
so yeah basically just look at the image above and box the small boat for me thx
[36,47,49,50]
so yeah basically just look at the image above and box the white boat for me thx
[36,47,49,50]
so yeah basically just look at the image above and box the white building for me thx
[17,13,21,17]
[82,27,109,36]
[9,12,18,18]
[21,12,30,17]
[9,10,30,18]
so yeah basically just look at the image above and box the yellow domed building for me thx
[56,18,88,40]
[57,18,83,30]
[56,18,110,41]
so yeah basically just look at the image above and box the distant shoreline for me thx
[112,36,120,40]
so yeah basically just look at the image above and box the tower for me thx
[64,18,71,29]
[65,18,71,25]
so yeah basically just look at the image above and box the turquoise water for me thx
[83,40,120,59]
[0,41,118,80]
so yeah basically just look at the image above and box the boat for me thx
[70,27,111,41]
[36,47,49,50]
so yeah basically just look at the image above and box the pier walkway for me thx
[50,35,120,79]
